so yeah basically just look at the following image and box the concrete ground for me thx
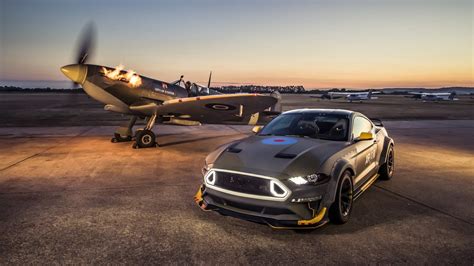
[0,121,473,264]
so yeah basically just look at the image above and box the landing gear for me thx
[111,116,137,143]
[133,113,158,149]
[111,133,132,143]
[134,129,156,148]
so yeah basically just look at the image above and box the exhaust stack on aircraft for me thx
[101,64,143,87]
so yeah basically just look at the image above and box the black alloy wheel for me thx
[329,170,353,224]
[379,145,394,180]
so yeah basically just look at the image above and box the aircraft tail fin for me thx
[449,91,456,100]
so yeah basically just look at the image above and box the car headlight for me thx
[289,173,329,185]
[204,170,216,185]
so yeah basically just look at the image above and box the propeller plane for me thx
[61,24,280,148]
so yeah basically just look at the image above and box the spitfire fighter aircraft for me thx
[318,90,379,102]
[61,24,280,148]
[408,91,458,102]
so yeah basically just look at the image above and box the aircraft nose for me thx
[60,64,87,84]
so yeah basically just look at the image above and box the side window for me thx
[352,116,373,139]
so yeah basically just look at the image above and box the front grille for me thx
[223,199,265,213]
[207,195,295,216]
[214,171,273,197]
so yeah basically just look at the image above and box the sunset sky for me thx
[0,0,472,89]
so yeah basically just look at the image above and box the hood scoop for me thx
[225,143,242,153]
[274,152,297,159]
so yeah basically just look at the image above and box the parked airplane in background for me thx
[408,91,458,102]
[61,23,280,149]
[318,90,379,102]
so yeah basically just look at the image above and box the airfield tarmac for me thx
[0,93,473,264]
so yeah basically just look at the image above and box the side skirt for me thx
[353,173,379,200]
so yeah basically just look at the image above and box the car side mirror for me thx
[252,126,263,134]
[355,132,373,142]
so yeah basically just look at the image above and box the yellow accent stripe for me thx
[297,207,327,226]
[360,174,379,192]
[267,220,329,230]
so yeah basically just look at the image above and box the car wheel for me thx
[135,129,156,148]
[379,145,394,180]
[329,170,353,224]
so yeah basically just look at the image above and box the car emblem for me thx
[261,137,298,145]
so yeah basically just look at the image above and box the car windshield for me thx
[259,112,349,141]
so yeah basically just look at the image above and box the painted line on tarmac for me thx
[374,184,473,226]
[0,127,94,173]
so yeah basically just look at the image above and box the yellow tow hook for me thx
[194,185,208,210]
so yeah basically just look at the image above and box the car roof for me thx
[283,108,354,116]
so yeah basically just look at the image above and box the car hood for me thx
[212,135,348,179]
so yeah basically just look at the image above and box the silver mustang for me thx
[195,109,395,229]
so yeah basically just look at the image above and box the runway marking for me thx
[0,127,94,173]
[374,184,474,226]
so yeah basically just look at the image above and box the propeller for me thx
[75,22,96,65]
[70,22,96,88]
[207,71,212,88]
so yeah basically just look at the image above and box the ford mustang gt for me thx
[194,109,395,229]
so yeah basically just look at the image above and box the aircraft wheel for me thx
[111,133,132,143]
[135,130,156,148]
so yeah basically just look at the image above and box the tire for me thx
[135,129,156,148]
[329,170,353,224]
[379,145,394,180]
[111,133,132,143]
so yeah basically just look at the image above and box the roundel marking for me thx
[205,103,236,111]
[261,137,298,145]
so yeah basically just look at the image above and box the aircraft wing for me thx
[409,92,451,96]
[331,92,370,96]
[430,93,451,96]
[130,93,278,124]
[329,92,353,96]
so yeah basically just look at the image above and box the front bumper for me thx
[194,185,329,229]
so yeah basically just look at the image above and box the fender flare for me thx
[378,136,395,166]
[326,159,355,205]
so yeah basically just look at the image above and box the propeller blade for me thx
[75,22,96,64]
[207,71,212,88]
